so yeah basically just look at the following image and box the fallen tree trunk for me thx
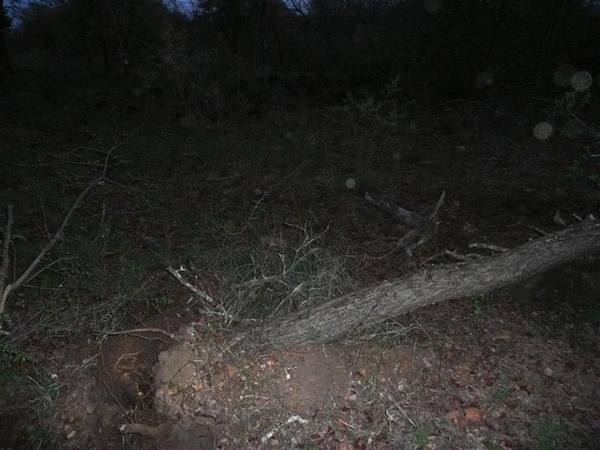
[244,220,600,349]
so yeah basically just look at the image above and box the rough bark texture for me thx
[246,221,600,349]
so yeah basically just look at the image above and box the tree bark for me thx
[244,220,600,349]
[0,0,10,94]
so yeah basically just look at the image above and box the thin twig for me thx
[103,177,170,209]
[468,243,509,253]
[1,177,102,311]
[102,328,174,338]
[102,379,130,419]
[0,205,13,308]
[24,257,78,286]
[427,190,446,223]
[166,266,215,304]
[570,112,600,141]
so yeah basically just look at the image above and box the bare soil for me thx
[55,266,600,449]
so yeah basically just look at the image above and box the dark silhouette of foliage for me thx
[6,0,600,103]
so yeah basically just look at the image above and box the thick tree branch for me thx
[245,220,600,349]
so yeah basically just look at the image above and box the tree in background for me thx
[13,0,173,71]
[6,0,600,104]
[0,0,10,93]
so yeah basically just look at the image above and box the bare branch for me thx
[103,328,174,338]
[166,266,215,304]
[0,134,132,313]
[364,192,424,228]
[0,204,13,312]
[468,243,509,253]
[0,177,103,315]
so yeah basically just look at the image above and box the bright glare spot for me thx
[553,64,576,88]
[424,0,442,13]
[346,178,356,189]
[533,122,553,140]
[571,71,593,92]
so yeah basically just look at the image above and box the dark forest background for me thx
[2,0,599,111]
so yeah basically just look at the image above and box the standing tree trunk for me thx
[243,220,600,349]
[0,0,10,95]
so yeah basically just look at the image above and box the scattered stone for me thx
[465,407,482,423]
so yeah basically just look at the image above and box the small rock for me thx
[227,365,237,377]
[465,407,482,423]
[446,410,461,423]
